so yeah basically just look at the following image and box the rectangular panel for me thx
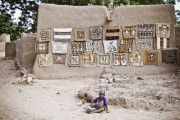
[122,25,137,39]
[103,40,118,53]
[71,42,85,55]
[113,53,128,66]
[97,53,112,67]
[129,51,143,66]
[85,40,101,53]
[68,55,81,67]
[144,50,160,65]
[35,41,49,54]
[53,54,66,64]
[118,39,133,53]
[53,28,72,40]
[162,50,177,63]
[154,38,170,50]
[134,39,153,51]
[73,28,86,41]
[52,41,68,53]
[38,29,51,41]
[105,26,120,40]
[156,23,170,38]
[38,53,52,67]
[138,24,155,39]
[82,53,96,67]
[89,26,103,40]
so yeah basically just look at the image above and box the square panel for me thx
[103,40,118,53]
[162,50,177,63]
[106,26,120,40]
[52,41,68,53]
[38,53,53,67]
[144,50,160,65]
[35,41,49,54]
[156,23,170,38]
[68,55,81,67]
[53,54,66,64]
[134,39,153,51]
[82,53,96,67]
[122,25,137,39]
[129,51,143,67]
[118,39,133,53]
[86,40,93,53]
[71,42,85,55]
[113,53,128,66]
[138,24,155,39]
[38,29,51,41]
[53,28,72,40]
[154,38,170,50]
[74,28,86,41]
[97,53,112,67]
[89,26,103,40]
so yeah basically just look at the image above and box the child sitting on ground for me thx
[86,90,109,113]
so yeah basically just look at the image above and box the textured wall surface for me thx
[5,42,16,58]
[33,4,176,79]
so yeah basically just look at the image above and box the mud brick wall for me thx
[5,42,16,58]
[0,34,10,52]
[33,4,176,79]
[175,26,180,65]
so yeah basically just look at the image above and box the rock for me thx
[108,78,114,83]
[100,78,108,83]
[27,74,35,79]
[137,76,144,80]
[27,77,33,83]
[16,70,24,77]
[95,89,100,92]
[86,92,93,103]
[78,90,87,99]
[76,101,83,106]
[56,92,61,95]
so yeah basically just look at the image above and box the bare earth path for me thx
[0,52,180,120]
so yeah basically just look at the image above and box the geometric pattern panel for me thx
[122,25,137,39]
[129,51,143,67]
[162,50,177,63]
[53,54,66,64]
[35,41,49,54]
[97,53,112,67]
[86,40,101,53]
[68,55,81,67]
[74,28,86,41]
[154,38,170,50]
[71,42,85,55]
[144,50,160,65]
[134,39,153,51]
[53,28,72,40]
[118,39,133,53]
[38,53,53,67]
[103,40,118,53]
[52,41,68,53]
[82,53,96,67]
[106,26,120,40]
[156,23,170,38]
[38,29,51,42]
[138,24,155,39]
[89,26,103,40]
[113,53,128,66]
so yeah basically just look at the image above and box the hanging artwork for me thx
[97,53,112,67]
[144,50,159,65]
[71,42,85,55]
[86,40,101,53]
[118,39,133,53]
[82,53,96,67]
[53,54,66,64]
[103,40,118,53]
[89,26,103,40]
[69,55,81,67]
[138,24,155,39]
[38,53,52,67]
[156,23,170,38]
[38,29,51,41]
[53,28,72,40]
[154,38,170,50]
[86,40,93,53]
[134,39,153,51]
[74,28,86,41]
[122,25,137,39]
[35,41,49,54]
[52,41,68,53]
[113,53,128,66]
[129,51,143,67]
[106,26,120,40]
[162,50,177,63]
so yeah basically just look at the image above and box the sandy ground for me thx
[0,51,180,120]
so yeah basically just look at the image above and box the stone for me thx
[78,90,87,99]
[100,78,108,83]
[108,78,114,83]
[76,101,83,106]
[27,77,33,83]
[137,76,144,80]
[86,92,93,103]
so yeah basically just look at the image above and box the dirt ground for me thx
[0,51,180,120]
